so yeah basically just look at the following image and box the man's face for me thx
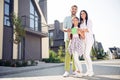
[71,6,77,15]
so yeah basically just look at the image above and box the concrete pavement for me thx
[0,59,120,80]
[0,62,64,76]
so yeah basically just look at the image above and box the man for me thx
[62,5,78,77]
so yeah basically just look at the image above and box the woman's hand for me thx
[83,28,89,32]
[78,28,85,39]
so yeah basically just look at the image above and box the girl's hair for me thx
[71,17,80,29]
[79,10,88,26]
[70,17,80,39]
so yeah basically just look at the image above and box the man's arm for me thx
[62,17,68,32]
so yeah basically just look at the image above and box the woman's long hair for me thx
[79,10,88,26]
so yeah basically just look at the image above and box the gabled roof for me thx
[109,48,116,53]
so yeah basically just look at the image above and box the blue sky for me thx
[47,0,120,51]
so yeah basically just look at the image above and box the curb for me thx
[0,63,64,76]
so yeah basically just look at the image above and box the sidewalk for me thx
[0,59,120,76]
[0,59,120,80]
[0,62,64,76]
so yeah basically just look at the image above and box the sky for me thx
[47,0,120,52]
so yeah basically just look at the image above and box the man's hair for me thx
[71,5,78,9]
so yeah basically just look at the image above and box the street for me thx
[0,59,120,80]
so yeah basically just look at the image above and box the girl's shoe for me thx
[73,72,83,78]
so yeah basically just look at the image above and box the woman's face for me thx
[80,11,86,20]
[72,18,79,26]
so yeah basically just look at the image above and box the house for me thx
[0,0,49,61]
[107,47,120,59]
[49,20,65,52]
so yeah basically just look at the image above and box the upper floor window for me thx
[30,0,41,31]
[4,0,13,26]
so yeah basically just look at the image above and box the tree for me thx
[11,13,25,44]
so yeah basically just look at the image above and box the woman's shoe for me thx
[83,72,94,77]
[88,72,94,77]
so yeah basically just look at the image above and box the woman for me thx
[79,10,94,76]
[68,16,84,77]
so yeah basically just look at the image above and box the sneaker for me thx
[72,70,80,75]
[83,72,94,77]
[63,71,69,77]
[88,72,94,77]
[72,71,77,75]
[73,72,83,78]
[83,72,89,76]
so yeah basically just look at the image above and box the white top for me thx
[80,19,94,44]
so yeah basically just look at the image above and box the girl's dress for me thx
[68,27,83,57]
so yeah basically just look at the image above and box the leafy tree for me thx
[11,13,25,44]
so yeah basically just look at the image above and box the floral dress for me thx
[68,27,83,57]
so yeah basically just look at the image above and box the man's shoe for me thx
[63,71,69,77]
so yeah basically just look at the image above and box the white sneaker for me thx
[88,72,94,77]
[73,72,83,78]
[63,71,69,77]
[83,72,94,77]
[72,71,76,75]
[83,72,89,76]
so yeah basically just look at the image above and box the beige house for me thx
[0,0,49,60]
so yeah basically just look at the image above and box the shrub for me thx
[42,48,65,63]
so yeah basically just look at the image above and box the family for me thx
[63,5,94,78]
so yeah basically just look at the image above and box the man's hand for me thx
[67,28,71,32]
[63,28,71,32]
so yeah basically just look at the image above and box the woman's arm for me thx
[78,28,85,39]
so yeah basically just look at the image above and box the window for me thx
[4,16,10,26]
[4,3,9,15]
[49,31,53,38]
[4,0,13,26]
[30,0,40,31]
[5,0,10,3]
[49,31,54,46]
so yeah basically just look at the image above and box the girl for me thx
[68,16,84,77]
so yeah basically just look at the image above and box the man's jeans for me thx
[64,40,76,72]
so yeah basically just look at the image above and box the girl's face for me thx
[72,17,79,26]
[80,11,86,20]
